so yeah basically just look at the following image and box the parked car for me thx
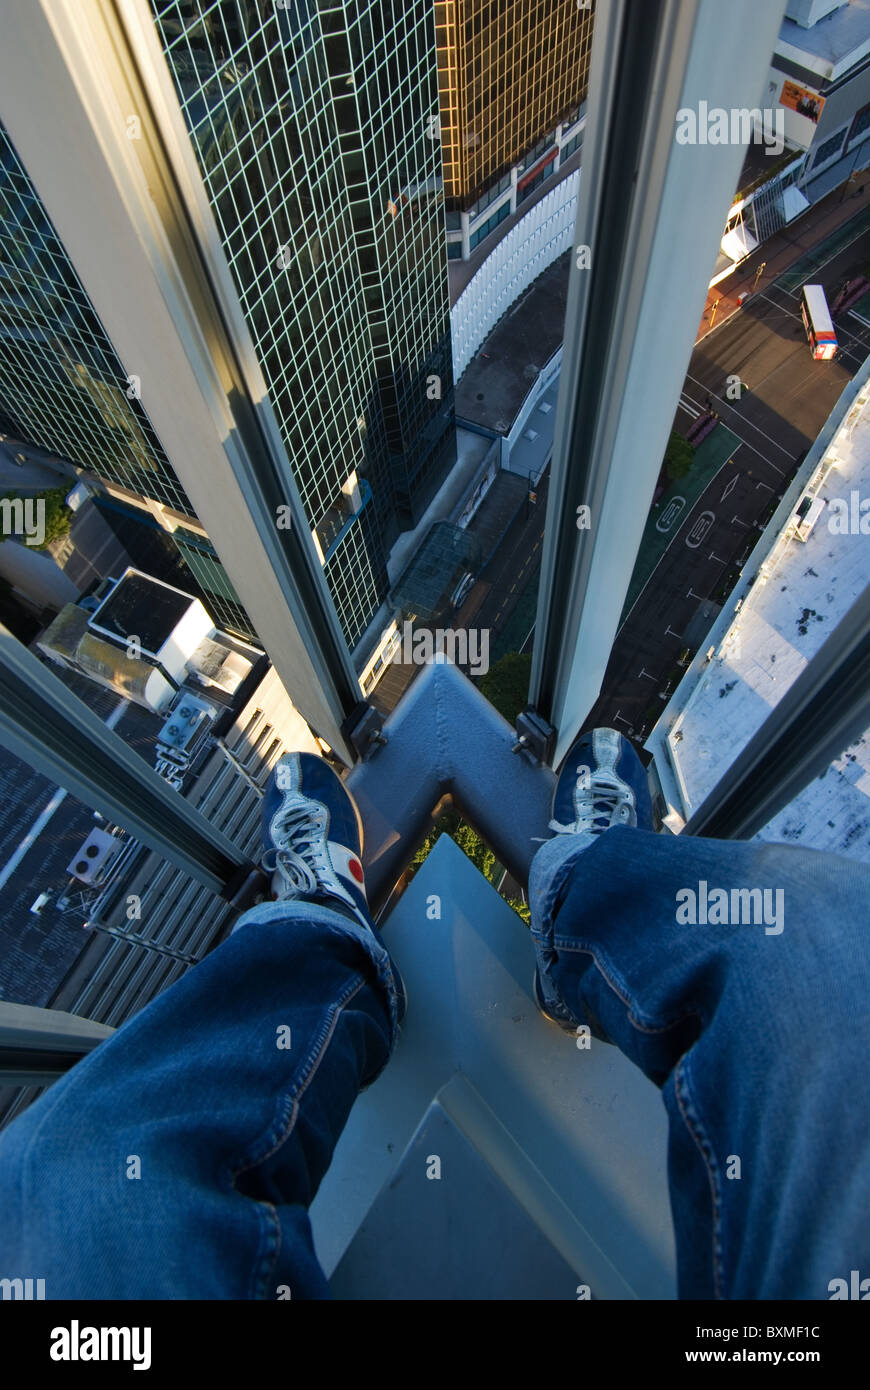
[449,571,475,609]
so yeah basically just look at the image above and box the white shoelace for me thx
[549,771,636,836]
[261,799,331,896]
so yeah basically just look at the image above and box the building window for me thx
[527,134,555,166]
[469,177,512,220]
[469,200,510,251]
[848,103,870,148]
[812,128,846,169]
[517,158,556,205]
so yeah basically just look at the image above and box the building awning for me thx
[720,224,758,264]
[783,183,810,222]
[517,146,559,190]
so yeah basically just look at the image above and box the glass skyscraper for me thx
[0,0,456,651]
[0,118,252,638]
[152,0,455,644]
[435,0,596,210]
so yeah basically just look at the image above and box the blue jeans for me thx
[0,829,867,1299]
[530,829,870,1300]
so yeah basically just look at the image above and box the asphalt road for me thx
[584,222,870,739]
[474,472,548,640]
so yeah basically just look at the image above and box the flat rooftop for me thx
[663,367,870,860]
[91,570,194,654]
[455,253,570,433]
[777,0,870,82]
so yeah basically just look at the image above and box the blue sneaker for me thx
[260,753,406,1021]
[534,728,653,1032]
[261,753,372,924]
[549,727,654,836]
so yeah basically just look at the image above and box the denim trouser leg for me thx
[0,902,399,1299]
[530,826,870,1300]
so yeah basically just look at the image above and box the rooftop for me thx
[455,253,570,433]
[655,359,870,859]
[777,0,870,82]
[91,570,197,655]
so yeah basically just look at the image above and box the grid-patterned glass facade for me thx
[0,122,192,517]
[151,0,456,646]
[0,119,251,638]
[435,0,596,211]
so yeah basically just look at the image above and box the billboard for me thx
[780,80,825,124]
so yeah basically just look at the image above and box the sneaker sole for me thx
[532,967,577,1034]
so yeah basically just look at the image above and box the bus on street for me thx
[800,283,838,360]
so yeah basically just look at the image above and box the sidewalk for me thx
[697,175,870,343]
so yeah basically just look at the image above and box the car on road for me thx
[449,571,475,609]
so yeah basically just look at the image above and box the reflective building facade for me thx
[0,119,252,638]
[435,0,596,211]
[152,0,456,645]
[0,0,456,652]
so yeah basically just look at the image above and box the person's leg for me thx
[0,753,403,1299]
[530,729,870,1300]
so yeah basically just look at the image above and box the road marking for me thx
[774,217,870,299]
[519,621,536,653]
[679,393,701,418]
[684,373,793,466]
[619,436,744,632]
[755,288,802,324]
[720,473,739,502]
[686,510,715,547]
[0,698,128,893]
[656,495,686,532]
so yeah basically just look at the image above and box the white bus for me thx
[800,283,838,360]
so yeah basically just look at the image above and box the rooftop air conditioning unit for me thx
[157,693,215,758]
[793,494,826,542]
[66,828,122,885]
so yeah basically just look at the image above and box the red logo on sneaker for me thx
[348,857,364,883]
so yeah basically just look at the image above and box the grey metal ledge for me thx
[347,657,556,912]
